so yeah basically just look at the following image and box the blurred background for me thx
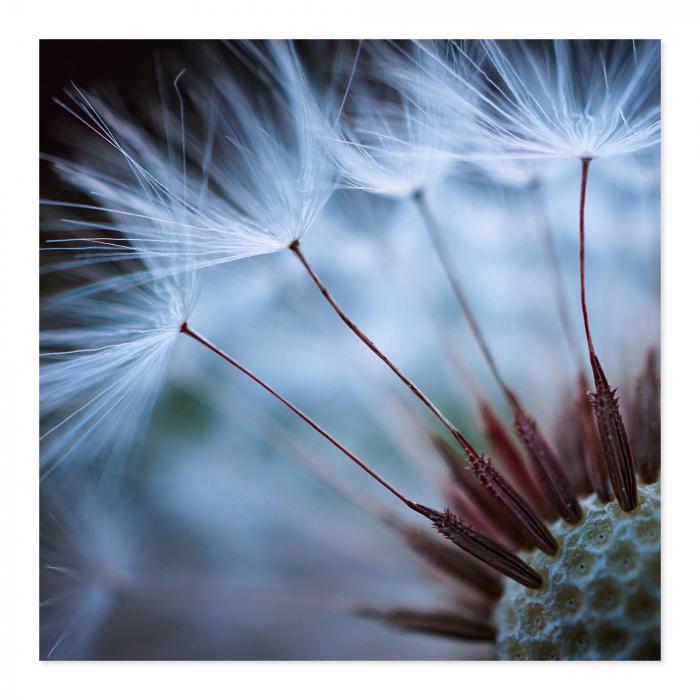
[39,40,660,660]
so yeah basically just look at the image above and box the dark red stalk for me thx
[588,356,638,511]
[579,159,595,358]
[433,435,529,547]
[181,322,540,587]
[553,394,590,494]
[507,389,583,523]
[400,526,503,599]
[553,374,611,501]
[479,400,553,519]
[289,239,554,553]
[358,606,496,642]
[411,504,543,588]
[631,349,660,484]
[432,433,555,554]
[578,158,638,511]
[448,484,518,547]
[576,372,614,502]
[530,181,611,501]
[471,453,558,555]
[413,189,582,524]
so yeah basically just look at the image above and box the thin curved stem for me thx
[289,240,480,462]
[576,157,638,512]
[579,157,595,358]
[528,178,583,370]
[289,235,564,542]
[181,322,417,509]
[182,319,545,583]
[413,189,510,396]
[412,188,582,523]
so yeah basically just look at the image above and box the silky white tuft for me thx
[40,262,197,478]
[413,40,660,161]
[326,41,457,198]
[43,42,337,280]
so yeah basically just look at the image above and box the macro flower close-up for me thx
[38,38,660,662]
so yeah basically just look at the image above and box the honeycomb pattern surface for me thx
[493,481,660,660]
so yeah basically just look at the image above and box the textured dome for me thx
[494,481,660,660]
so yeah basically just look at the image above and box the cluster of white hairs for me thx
[40,39,660,481]
[409,40,661,160]
[41,488,143,658]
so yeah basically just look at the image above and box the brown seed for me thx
[433,434,530,549]
[401,526,503,599]
[576,371,614,503]
[358,606,497,642]
[480,400,554,519]
[471,453,558,555]
[411,503,544,589]
[509,391,583,524]
[631,350,660,484]
[589,353,638,511]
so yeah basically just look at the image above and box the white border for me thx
[2,2,699,698]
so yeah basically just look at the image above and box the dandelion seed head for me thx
[39,39,661,660]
